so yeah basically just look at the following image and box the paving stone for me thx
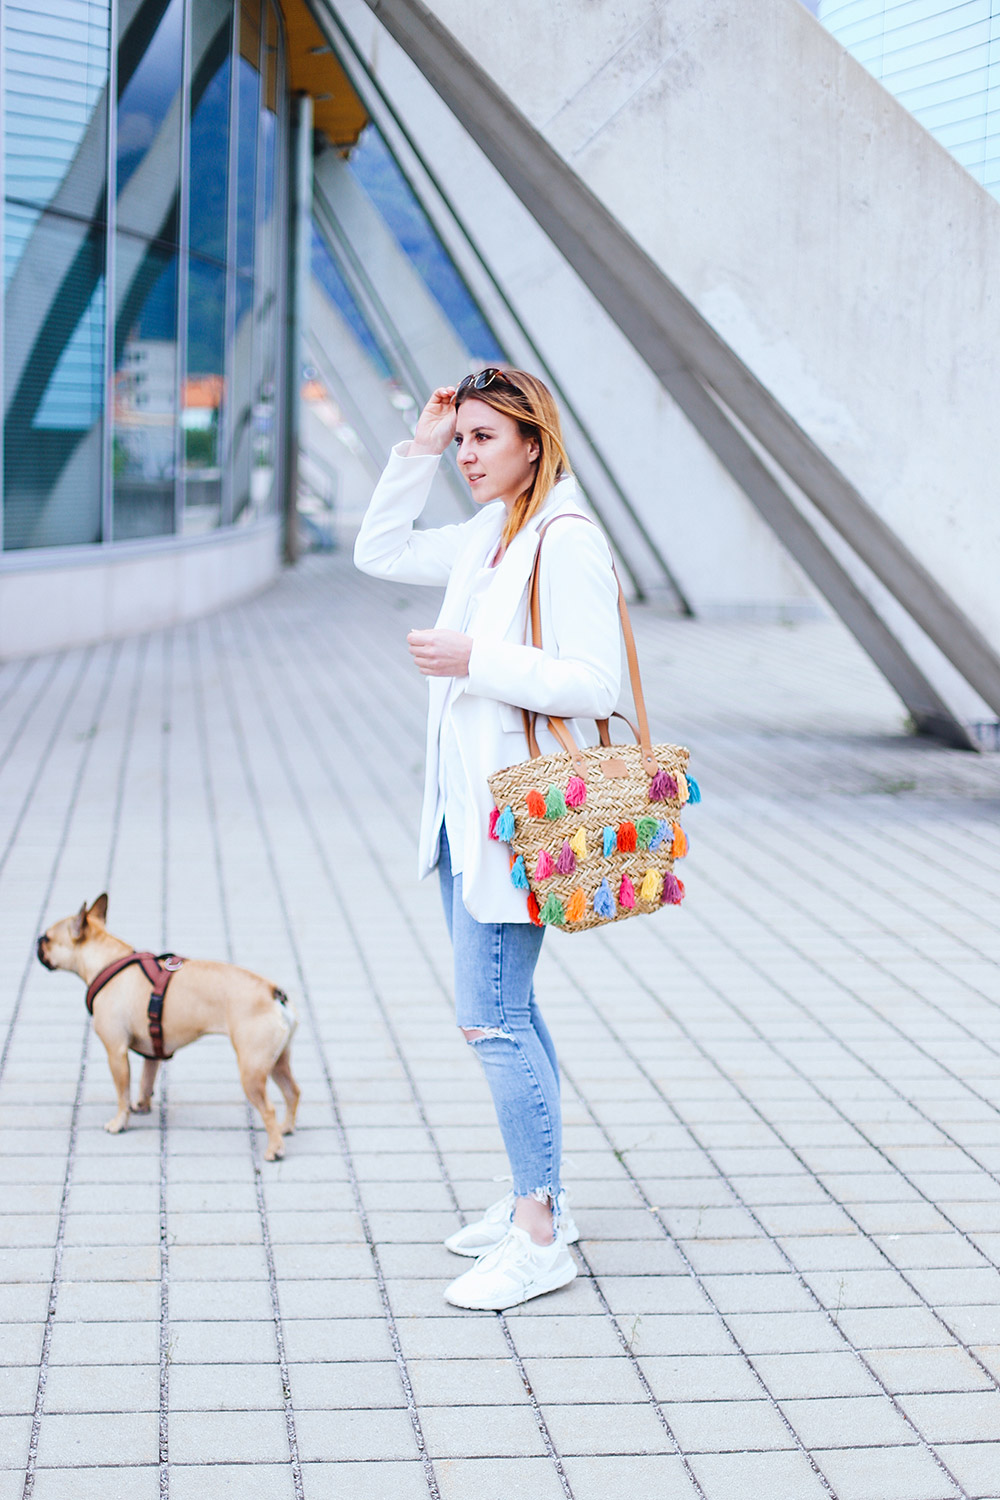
[432,1456,568,1499]
[687,1448,832,1500]
[28,1468,160,1499]
[169,1463,296,1499]
[778,1394,917,1448]
[298,1460,430,1499]
[294,1407,421,1462]
[33,1411,158,1467]
[559,1454,697,1498]
[42,1364,158,1413]
[167,1409,292,1464]
[662,1397,797,1453]
[810,1443,961,1500]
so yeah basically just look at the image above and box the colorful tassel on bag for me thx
[496,806,515,842]
[687,774,702,804]
[527,891,542,925]
[488,807,500,841]
[602,826,617,858]
[636,815,658,850]
[545,784,567,819]
[648,820,669,852]
[619,874,636,909]
[570,826,588,862]
[617,821,637,853]
[556,840,576,875]
[534,848,555,879]
[525,789,546,818]
[661,871,684,905]
[510,855,529,890]
[565,887,586,923]
[540,892,566,925]
[640,869,662,902]
[594,878,615,919]
[648,768,678,802]
[671,822,688,859]
[565,775,587,808]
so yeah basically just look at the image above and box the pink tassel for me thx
[488,807,500,840]
[661,871,684,905]
[619,874,636,909]
[534,848,555,879]
[565,776,587,808]
[556,840,576,875]
[649,768,679,802]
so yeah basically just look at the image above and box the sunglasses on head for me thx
[456,367,516,397]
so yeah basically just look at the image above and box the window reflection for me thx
[231,0,261,522]
[116,0,183,237]
[113,240,178,539]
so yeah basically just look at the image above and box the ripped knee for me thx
[461,1026,511,1044]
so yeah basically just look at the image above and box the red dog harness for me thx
[85,951,186,1060]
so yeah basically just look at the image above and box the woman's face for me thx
[454,397,539,509]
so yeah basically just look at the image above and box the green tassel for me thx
[545,784,567,820]
[539,892,566,925]
[636,815,658,850]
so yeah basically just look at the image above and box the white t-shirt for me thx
[434,559,498,875]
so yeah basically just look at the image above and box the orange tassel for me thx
[565,887,586,923]
[671,822,688,859]
[617,821,637,853]
[525,790,546,818]
[527,892,542,926]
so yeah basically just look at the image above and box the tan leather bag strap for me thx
[520,514,658,775]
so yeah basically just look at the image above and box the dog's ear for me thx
[88,893,108,925]
[69,902,88,941]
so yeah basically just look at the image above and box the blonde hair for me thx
[454,369,572,549]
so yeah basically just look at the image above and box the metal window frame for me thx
[100,0,119,545]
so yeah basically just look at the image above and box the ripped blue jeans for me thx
[438,830,563,1210]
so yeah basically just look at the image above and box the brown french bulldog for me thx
[37,894,300,1160]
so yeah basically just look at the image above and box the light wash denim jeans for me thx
[437,830,563,1209]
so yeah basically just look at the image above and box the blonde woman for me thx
[354,369,620,1309]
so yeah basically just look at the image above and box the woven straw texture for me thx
[488,740,692,932]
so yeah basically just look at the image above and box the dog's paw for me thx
[132,1100,153,1114]
[264,1145,285,1162]
[103,1114,129,1134]
[280,1122,295,1136]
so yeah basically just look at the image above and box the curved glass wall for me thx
[1,0,287,552]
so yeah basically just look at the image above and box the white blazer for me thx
[354,444,622,922]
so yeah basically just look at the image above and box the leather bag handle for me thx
[520,514,658,776]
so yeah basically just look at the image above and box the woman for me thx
[354,368,620,1310]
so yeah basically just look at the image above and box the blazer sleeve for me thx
[353,443,469,585]
[466,520,621,719]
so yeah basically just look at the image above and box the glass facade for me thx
[818,1,1000,199]
[1,0,287,553]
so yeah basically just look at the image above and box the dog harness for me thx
[85,951,186,1060]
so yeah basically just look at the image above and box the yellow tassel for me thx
[569,825,587,862]
[640,869,662,903]
[676,771,689,803]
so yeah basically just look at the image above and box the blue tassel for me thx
[594,878,615,919]
[687,774,701,804]
[602,825,616,858]
[648,820,669,852]
[510,855,528,890]
[496,806,515,842]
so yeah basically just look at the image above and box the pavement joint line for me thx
[188,620,304,1500]
[239,591,798,1496]
[238,597,589,1497]
[572,929,982,1492]
[209,610,441,1500]
[0,646,105,1090]
[158,632,172,1500]
[678,848,1000,1269]
[0,655,63,781]
[21,1028,90,1500]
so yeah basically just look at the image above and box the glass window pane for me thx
[113,236,178,539]
[183,255,226,531]
[243,0,280,523]
[116,0,184,242]
[188,0,232,264]
[346,124,504,364]
[3,202,105,549]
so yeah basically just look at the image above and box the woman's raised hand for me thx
[408,386,458,457]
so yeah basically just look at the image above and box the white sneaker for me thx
[444,1224,577,1310]
[444,1191,579,1257]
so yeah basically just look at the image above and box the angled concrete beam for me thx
[360,0,1000,726]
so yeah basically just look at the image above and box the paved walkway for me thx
[2,553,1000,1500]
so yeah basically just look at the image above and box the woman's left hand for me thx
[407,629,473,677]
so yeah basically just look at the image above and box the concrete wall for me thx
[319,0,823,618]
[0,520,282,658]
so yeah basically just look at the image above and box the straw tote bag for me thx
[487,514,700,931]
